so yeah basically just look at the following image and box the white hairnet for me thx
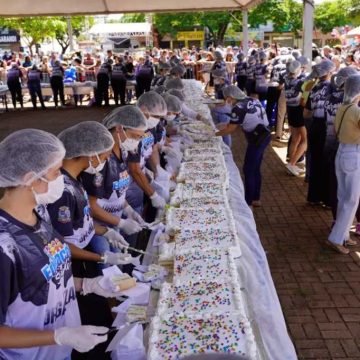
[343,74,360,104]
[222,85,246,100]
[170,64,186,77]
[137,91,167,117]
[165,78,184,90]
[259,51,267,60]
[237,53,245,61]
[287,60,301,76]
[154,85,167,94]
[214,50,223,60]
[59,121,114,159]
[332,66,358,89]
[291,50,301,59]
[298,56,310,67]
[162,94,182,113]
[167,89,185,102]
[309,59,336,79]
[0,129,65,187]
[102,105,147,131]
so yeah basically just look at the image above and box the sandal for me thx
[345,238,358,246]
[325,240,350,255]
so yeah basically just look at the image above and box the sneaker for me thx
[345,238,358,246]
[286,163,300,176]
[294,165,305,173]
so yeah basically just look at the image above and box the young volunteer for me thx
[0,129,121,360]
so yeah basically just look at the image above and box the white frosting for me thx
[148,310,259,360]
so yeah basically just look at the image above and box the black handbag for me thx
[245,104,271,146]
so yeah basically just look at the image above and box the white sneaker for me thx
[294,165,305,173]
[286,163,300,176]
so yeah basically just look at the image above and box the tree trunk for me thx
[216,23,229,46]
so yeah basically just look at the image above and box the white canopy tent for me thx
[0,0,314,62]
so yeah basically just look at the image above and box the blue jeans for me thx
[243,135,271,205]
[329,144,360,245]
[87,234,119,271]
[211,105,232,147]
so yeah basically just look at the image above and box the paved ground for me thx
[231,129,360,360]
[1,108,360,359]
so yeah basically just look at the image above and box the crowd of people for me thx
[0,40,359,359]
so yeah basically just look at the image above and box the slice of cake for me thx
[148,311,259,360]
[174,248,237,283]
[156,278,245,316]
[174,228,241,258]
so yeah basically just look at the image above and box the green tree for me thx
[0,17,59,54]
[120,13,146,23]
[315,0,352,33]
[53,16,93,54]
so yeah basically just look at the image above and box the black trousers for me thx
[236,75,247,91]
[266,86,281,126]
[307,117,327,203]
[111,77,126,105]
[71,259,113,360]
[96,74,110,106]
[135,75,152,98]
[28,81,45,108]
[7,80,23,108]
[50,76,65,107]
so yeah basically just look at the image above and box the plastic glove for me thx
[103,251,133,265]
[155,165,171,181]
[54,325,108,353]
[117,218,142,235]
[82,276,122,298]
[150,191,166,209]
[123,206,146,226]
[103,228,129,250]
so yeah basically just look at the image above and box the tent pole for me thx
[67,16,74,52]
[302,0,314,67]
[242,9,249,56]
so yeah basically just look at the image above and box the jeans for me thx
[28,81,45,108]
[87,234,118,272]
[243,135,271,205]
[211,104,232,147]
[329,144,360,244]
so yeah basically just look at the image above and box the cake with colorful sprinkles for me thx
[174,228,241,257]
[174,249,238,282]
[148,311,259,360]
[156,279,245,316]
[166,207,233,232]
[176,197,227,209]
[171,182,226,204]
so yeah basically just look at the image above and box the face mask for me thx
[147,116,160,129]
[84,154,106,174]
[119,133,140,153]
[32,175,65,205]
[164,114,176,121]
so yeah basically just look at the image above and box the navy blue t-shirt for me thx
[306,80,332,119]
[81,151,131,223]
[47,169,95,249]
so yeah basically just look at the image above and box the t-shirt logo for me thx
[58,206,71,224]
[41,239,71,284]
[93,173,103,188]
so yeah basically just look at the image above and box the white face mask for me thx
[32,175,65,205]
[164,114,176,121]
[119,132,140,153]
[84,154,106,174]
[147,116,160,129]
